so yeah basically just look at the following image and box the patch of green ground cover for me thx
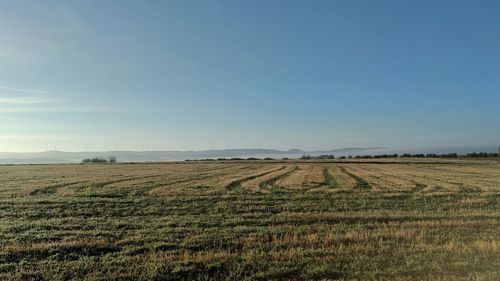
[339,167,372,190]
[322,167,339,188]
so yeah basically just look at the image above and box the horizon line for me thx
[0,147,387,154]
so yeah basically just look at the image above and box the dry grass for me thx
[0,159,499,280]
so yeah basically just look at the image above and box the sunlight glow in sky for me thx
[1,0,499,152]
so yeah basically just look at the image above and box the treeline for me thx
[186,152,499,162]
[81,156,117,164]
[186,157,276,162]
[338,154,399,159]
[399,152,499,158]
[335,152,499,159]
[464,152,500,158]
[300,154,336,160]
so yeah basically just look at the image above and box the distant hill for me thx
[2,145,496,164]
[0,147,384,164]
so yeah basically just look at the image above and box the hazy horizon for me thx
[1,1,499,152]
[1,144,497,154]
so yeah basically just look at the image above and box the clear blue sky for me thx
[1,0,499,152]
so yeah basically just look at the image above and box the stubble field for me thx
[0,159,499,280]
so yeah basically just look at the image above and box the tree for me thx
[81,157,108,164]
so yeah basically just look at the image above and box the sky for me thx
[0,0,499,152]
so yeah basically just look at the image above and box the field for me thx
[0,159,499,280]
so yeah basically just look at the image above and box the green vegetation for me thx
[322,167,338,188]
[81,156,117,164]
[339,167,371,190]
[0,160,499,280]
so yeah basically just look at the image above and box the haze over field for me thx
[1,145,499,164]
[1,0,499,153]
[0,147,384,164]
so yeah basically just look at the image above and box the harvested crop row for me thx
[276,164,325,189]
[412,164,500,192]
[354,164,425,192]
[240,165,297,192]
[376,165,462,193]
[324,165,357,190]
[338,166,372,190]
[148,164,257,196]
[223,164,287,191]
[259,165,299,189]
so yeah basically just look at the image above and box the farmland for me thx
[0,159,499,280]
